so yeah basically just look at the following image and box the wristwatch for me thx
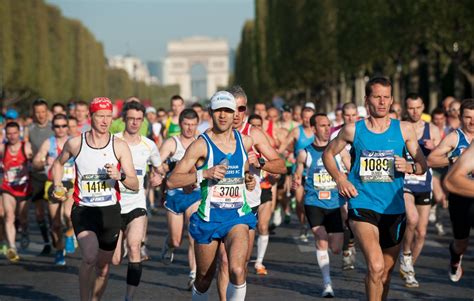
[411,163,417,174]
[120,173,126,182]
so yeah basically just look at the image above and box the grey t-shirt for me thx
[28,121,54,181]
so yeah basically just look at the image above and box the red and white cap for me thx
[89,97,113,114]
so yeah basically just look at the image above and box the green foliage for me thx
[235,0,473,105]
[0,0,174,106]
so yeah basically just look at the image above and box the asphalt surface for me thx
[0,205,473,301]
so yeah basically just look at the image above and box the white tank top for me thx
[73,133,120,207]
[167,136,199,193]
[115,133,161,213]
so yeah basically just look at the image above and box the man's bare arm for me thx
[167,139,207,189]
[251,127,286,174]
[444,143,474,197]
[115,139,139,191]
[32,140,50,170]
[52,137,79,187]
[427,132,456,168]
[402,122,428,175]
[277,127,298,154]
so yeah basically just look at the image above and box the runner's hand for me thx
[149,171,163,187]
[245,172,256,191]
[183,184,197,194]
[51,185,68,202]
[292,174,302,190]
[394,155,408,173]
[203,165,227,181]
[423,139,435,150]
[248,150,260,168]
[104,163,121,180]
[337,178,358,198]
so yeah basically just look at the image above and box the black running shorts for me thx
[121,208,147,231]
[349,208,406,249]
[449,193,474,240]
[305,205,344,233]
[71,202,121,251]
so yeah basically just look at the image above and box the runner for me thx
[167,91,258,301]
[1,122,33,263]
[163,95,185,138]
[51,97,138,301]
[399,93,441,288]
[278,106,315,242]
[323,77,427,300]
[329,102,358,271]
[109,100,162,301]
[32,114,77,265]
[74,100,91,133]
[159,108,201,290]
[427,98,474,282]
[24,99,54,254]
[215,86,286,300]
[294,113,345,297]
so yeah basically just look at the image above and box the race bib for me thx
[62,163,75,181]
[210,177,244,209]
[6,166,27,185]
[81,174,114,203]
[359,150,395,182]
[313,169,336,190]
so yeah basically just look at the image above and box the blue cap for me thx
[5,108,19,119]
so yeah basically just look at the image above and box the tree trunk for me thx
[355,70,365,106]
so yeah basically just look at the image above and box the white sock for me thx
[316,249,331,285]
[192,285,208,301]
[256,234,269,265]
[226,282,247,301]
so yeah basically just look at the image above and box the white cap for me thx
[304,102,316,110]
[210,91,236,111]
[145,107,156,114]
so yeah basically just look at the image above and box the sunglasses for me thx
[238,106,247,112]
[53,124,68,129]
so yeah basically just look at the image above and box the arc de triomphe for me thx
[163,36,229,100]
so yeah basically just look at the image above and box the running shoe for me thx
[428,206,437,223]
[399,253,415,279]
[299,227,309,243]
[6,248,20,263]
[273,207,282,227]
[20,232,30,250]
[187,271,196,291]
[349,245,356,265]
[342,251,354,270]
[65,235,75,254]
[40,244,52,256]
[435,222,445,236]
[0,243,8,255]
[449,255,463,282]
[55,250,66,266]
[404,273,419,288]
[321,283,334,298]
[160,243,174,265]
[141,244,151,261]
[284,213,291,225]
[255,263,268,276]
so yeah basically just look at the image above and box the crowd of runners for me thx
[0,77,473,300]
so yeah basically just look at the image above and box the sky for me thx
[46,0,254,62]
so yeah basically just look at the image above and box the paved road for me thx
[0,206,473,300]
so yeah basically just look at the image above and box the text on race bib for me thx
[359,150,395,182]
[313,168,336,190]
[81,174,114,203]
[210,177,244,209]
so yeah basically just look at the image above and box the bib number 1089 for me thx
[362,158,391,172]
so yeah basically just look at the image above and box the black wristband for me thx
[411,163,417,174]
[120,173,126,182]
